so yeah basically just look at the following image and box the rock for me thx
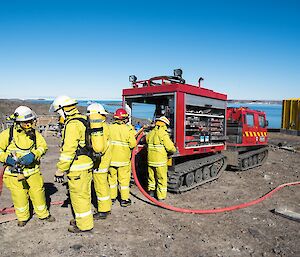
[70,244,83,250]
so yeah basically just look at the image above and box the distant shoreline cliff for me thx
[228,100,282,105]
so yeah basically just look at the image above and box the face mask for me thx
[57,109,66,119]
[20,120,35,131]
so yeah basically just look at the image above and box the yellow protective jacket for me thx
[109,121,137,167]
[57,110,93,173]
[0,125,48,177]
[89,115,111,171]
[146,125,176,167]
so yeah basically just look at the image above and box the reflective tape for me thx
[90,132,103,136]
[244,131,268,137]
[111,141,129,147]
[120,186,129,190]
[110,184,117,188]
[93,168,108,173]
[36,147,44,155]
[148,161,167,167]
[7,149,31,155]
[59,154,73,162]
[160,188,168,192]
[15,205,28,212]
[110,161,130,166]
[148,144,164,149]
[75,210,92,218]
[36,205,46,211]
[89,119,104,123]
[97,195,110,201]
[70,162,93,171]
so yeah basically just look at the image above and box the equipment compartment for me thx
[185,105,225,147]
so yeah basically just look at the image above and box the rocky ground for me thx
[0,99,300,257]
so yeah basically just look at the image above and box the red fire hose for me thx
[0,165,4,197]
[1,132,299,216]
[131,132,300,214]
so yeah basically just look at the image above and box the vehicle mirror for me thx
[265,120,269,127]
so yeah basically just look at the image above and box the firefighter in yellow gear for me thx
[0,106,55,226]
[109,108,136,207]
[87,103,112,219]
[50,96,94,233]
[146,116,176,200]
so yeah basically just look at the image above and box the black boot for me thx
[68,225,93,233]
[120,199,131,207]
[40,215,55,222]
[148,190,155,197]
[69,219,76,226]
[17,220,28,227]
[93,211,111,220]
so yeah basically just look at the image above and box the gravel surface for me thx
[0,99,299,257]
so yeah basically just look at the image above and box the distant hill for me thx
[228,99,282,105]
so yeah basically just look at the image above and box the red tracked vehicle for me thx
[123,70,227,192]
[225,107,268,171]
[123,70,268,192]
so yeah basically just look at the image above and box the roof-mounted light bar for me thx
[173,69,183,78]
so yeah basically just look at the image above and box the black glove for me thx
[54,171,64,183]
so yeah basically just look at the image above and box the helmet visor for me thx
[49,103,60,113]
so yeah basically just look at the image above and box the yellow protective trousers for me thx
[93,170,111,212]
[148,165,168,200]
[3,172,49,221]
[108,165,131,201]
[67,170,93,231]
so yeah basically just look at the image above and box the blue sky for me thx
[0,0,299,100]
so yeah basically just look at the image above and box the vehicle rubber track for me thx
[168,153,227,193]
[237,147,268,171]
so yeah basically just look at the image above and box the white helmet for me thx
[14,106,37,122]
[155,116,170,126]
[87,103,108,115]
[50,95,78,112]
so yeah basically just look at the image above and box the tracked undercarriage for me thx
[168,153,227,193]
[238,147,268,171]
[225,146,269,171]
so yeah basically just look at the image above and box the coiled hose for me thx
[131,132,300,214]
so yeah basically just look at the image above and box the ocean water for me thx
[30,99,122,114]
[30,100,282,128]
[228,103,282,128]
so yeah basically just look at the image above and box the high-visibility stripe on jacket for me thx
[57,110,93,173]
[146,125,176,167]
[0,125,47,177]
[109,121,136,167]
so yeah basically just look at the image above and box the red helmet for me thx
[114,108,128,119]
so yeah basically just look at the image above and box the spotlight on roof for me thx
[129,75,137,83]
[173,69,183,78]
